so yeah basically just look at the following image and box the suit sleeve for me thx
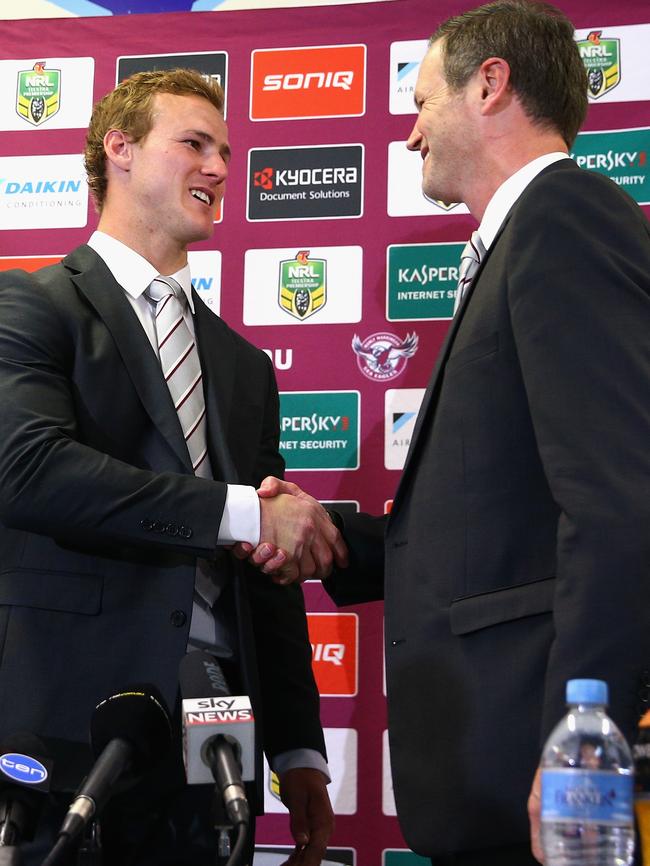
[505,170,650,742]
[0,269,226,558]
[323,511,386,606]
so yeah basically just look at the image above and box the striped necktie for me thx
[146,276,210,478]
[454,231,486,314]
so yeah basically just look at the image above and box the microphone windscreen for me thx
[90,685,172,773]
[179,651,231,701]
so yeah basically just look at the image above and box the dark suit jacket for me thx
[326,161,650,857]
[0,244,324,802]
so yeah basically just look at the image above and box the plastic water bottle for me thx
[540,679,635,866]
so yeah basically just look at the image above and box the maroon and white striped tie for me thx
[454,231,486,314]
[146,276,210,478]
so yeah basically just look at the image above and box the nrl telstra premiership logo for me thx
[577,30,621,99]
[16,62,61,126]
[278,250,327,321]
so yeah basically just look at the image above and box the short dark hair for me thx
[431,0,587,147]
[84,68,224,211]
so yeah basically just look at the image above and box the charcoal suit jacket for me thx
[325,160,650,857]
[0,244,324,801]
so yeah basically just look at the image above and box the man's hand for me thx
[278,767,334,866]
[232,477,348,584]
[528,766,543,863]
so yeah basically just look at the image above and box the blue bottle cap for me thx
[566,678,608,705]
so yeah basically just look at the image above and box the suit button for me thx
[179,525,193,539]
[153,520,165,533]
[140,518,153,531]
[170,610,187,627]
[166,523,179,536]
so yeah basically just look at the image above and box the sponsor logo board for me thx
[0,255,63,272]
[384,388,425,470]
[264,728,357,815]
[248,144,363,221]
[116,52,228,116]
[387,242,464,320]
[571,127,649,204]
[254,849,354,866]
[389,40,428,115]
[0,154,88,230]
[575,24,650,103]
[243,246,362,326]
[187,250,221,314]
[0,57,94,131]
[383,851,431,866]
[250,44,366,120]
[387,142,469,216]
[382,729,396,816]
[280,391,359,471]
[307,612,358,696]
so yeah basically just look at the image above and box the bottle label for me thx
[542,769,633,824]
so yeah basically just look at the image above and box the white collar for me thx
[87,231,195,313]
[478,152,570,250]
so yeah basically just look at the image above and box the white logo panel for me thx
[387,142,470,217]
[0,154,88,230]
[385,388,425,470]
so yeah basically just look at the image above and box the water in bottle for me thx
[540,678,634,866]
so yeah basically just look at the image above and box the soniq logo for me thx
[248,144,364,221]
[262,70,354,91]
[0,753,48,785]
[250,45,366,121]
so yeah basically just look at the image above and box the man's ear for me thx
[103,129,134,171]
[477,56,512,114]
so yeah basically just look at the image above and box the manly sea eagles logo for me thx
[278,250,326,321]
[352,331,419,381]
[577,31,621,99]
[16,62,61,126]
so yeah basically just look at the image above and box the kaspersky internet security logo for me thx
[279,391,359,470]
[571,127,649,204]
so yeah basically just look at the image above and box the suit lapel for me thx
[193,293,239,482]
[64,246,193,473]
[390,223,502,517]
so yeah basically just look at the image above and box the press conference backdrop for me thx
[0,0,649,862]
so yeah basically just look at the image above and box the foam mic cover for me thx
[90,684,172,776]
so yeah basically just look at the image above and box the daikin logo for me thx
[0,753,48,785]
[0,177,82,195]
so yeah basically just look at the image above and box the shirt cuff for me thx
[270,748,331,783]
[217,484,260,545]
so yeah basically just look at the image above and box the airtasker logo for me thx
[307,612,358,697]
[248,144,364,221]
[250,44,366,120]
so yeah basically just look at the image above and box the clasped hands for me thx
[231,476,348,584]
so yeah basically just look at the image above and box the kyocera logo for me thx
[311,643,345,666]
[262,70,354,91]
[0,753,48,785]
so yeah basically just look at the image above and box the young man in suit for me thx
[0,69,345,865]
[247,2,650,863]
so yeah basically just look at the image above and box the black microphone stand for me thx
[76,819,102,866]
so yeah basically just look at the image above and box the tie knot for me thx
[146,276,186,308]
[461,231,485,266]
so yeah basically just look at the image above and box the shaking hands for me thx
[231,476,348,584]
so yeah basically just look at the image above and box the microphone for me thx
[0,733,52,847]
[179,652,254,827]
[45,685,172,864]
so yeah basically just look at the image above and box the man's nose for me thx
[203,154,229,181]
[406,121,422,151]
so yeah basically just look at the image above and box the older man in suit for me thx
[0,69,346,865]
[248,2,650,863]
